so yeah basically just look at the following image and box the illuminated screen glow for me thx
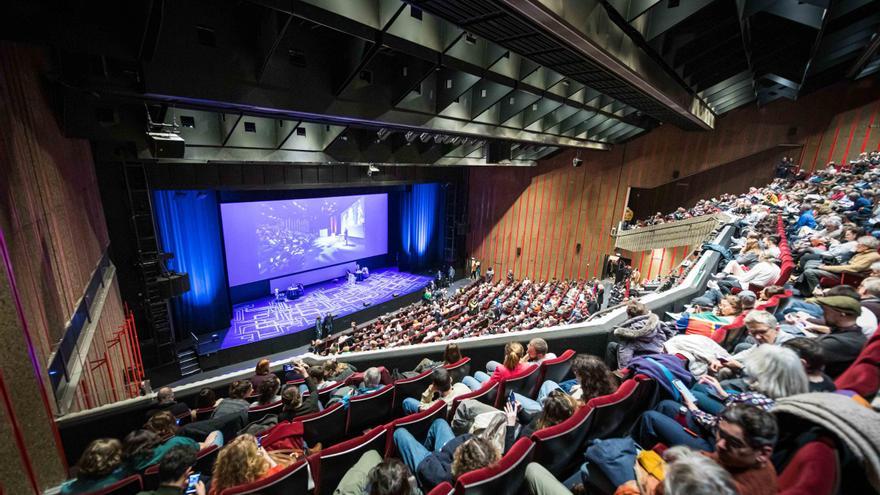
[220,194,388,286]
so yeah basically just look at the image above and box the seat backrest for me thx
[835,328,880,398]
[193,444,220,476]
[450,381,498,418]
[194,407,215,422]
[454,437,535,495]
[300,402,347,447]
[537,350,575,386]
[495,365,540,407]
[315,382,345,406]
[346,384,395,435]
[393,369,434,414]
[778,438,839,495]
[220,460,310,495]
[87,475,143,495]
[427,481,455,495]
[531,403,595,479]
[387,401,448,457]
[247,401,283,424]
[444,358,472,384]
[586,376,657,440]
[308,425,389,495]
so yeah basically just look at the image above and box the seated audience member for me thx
[712,255,781,293]
[513,354,616,417]
[135,444,205,495]
[858,276,880,320]
[798,235,880,295]
[407,343,463,378]
[249,359,276,391]
[712,311,795,373]
[194,388,217,412]
[334,367,384,408]
[781,338,836,392]
[402,367,470,414]
[250,375,281,408]
[209,434,283,495]
[334,452,417,495]
[675,295,742,337]
[211,380,253,419]
[810,295,868,376]
[522,338,557,364]
[636,346,806,450]
[146,386,191,421]
[60,439,130,495]
[461,342,528,390]
[393,418,501,490]
[504,390,577,450]
[659,446,739,495]
[145,411,222,453]
[278,371,320,421]
[608,300,676,369]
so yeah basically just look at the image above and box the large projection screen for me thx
[220,194,388,287]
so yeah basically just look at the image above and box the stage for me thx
[193,267,434,368]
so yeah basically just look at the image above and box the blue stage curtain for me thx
[400,183,444,269]
[153,190,231,335]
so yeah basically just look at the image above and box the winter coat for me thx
[613,314,676,368]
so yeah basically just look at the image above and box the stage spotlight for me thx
[419,132,431,143]
[572,157,583,167]
[376,128,391,143]
[404,131,417,144]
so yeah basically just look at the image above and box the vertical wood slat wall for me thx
[468,78,880,282]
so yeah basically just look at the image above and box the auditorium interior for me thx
[3,0,880,494]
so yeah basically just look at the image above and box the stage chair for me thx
[453,437,535,495]
[444,357,472,384]
[300,402,347,448]
[449,381,498,419]
[494,365,540,407]
[392,369,434,415]
[307,425,389,495]
[346,384,395,436]
[536,349,575,387]
[86,475,143,495]
[220,459,310,495]
[386,401,448,457]
[247,401,283,424]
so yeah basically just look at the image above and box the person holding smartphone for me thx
[135,444,205,495]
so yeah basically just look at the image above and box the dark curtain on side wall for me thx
[153,190,231,335]
[399,183,445,271]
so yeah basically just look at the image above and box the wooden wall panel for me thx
[468,78,880,283]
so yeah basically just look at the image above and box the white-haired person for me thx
[797,235,880,295]
[634,345,807,451]
[329,367,383,409]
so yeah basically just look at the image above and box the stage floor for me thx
[220,267,433,350]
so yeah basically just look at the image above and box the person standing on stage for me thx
[315,315,324,340]
[475,260,482,280]
[448,265,455,281]
[507,269,514,284]
[470,258,477,279]
[344,228,350,246]
[486,266,494,283]
[324,312,334,336]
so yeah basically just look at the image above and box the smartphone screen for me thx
[508,391,515,405]
[283,363,294,373]
[185,473,200,494]
[672,379,698,404]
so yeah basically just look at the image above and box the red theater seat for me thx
[778,438,839,495]
[531,401,596,478]
[495,365,541,407]
[346,384,395,435]
[444,357,472,384]
[450,381,499,418]
[835,327,880,398]
[308,425,388,495]
[393,369,434,414]
[585,375,657,440]
[247,400,283,424]
[220,460,310,495]
[453,437,535,495]
[300,402,347,447]
[537,349,575,387]
[84,475,143,495]
[142,444,219,490]
[387,401,448,457]
[427,482,455,495]
[193,406,215,422]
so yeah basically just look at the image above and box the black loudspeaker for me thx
[672,169,680,179]
[147,132,185,158]
[576,243,582,253]
[155,272,190,298]
[516,247,522,257]
[485,141,512,163]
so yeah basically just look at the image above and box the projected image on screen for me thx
[221,194,388,286]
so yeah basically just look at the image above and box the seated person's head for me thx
[855,235,879,253]
[156,387,174,404]
[256,375,280,404]
[759,285,785,301]
[527,338,549,360]
[782,337,827,377]
[156,445,199,489]
[814,289,861,326]
[123,429,161,466]
[858,277,880,299]
[145,411,178,438]
[502,342,525,370]
[451,436,500,479]
[367,458,415,495]
[75,438,122,480]
[196,388,216,409]
[308,365,326,383]
[715,404,778,470]
[743,345,808,399]
[571,354,616,401]
[743,310,779,345]
[255,359,271,376]
[229,380,253,400]
[281,385,302,411]
[718,296,742,316]
[211,435,269,494]
[363,367,382,388]
[536,390,578,429]
[443,343,462,364]
[662,446,737,495]
[431,367,452,394]
[625,300,649,318]
[737,291,757,311]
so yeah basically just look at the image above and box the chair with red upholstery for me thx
[450,381,499,419]
[536,350,575,387]
[387,401,448,457]
[220,460,310,495]
[426,481,454,495]
[392,369,434,415]
[247,400,283,424]
[711,314,747,344]
[308,382,345,406]
[820,271,867,289]
[585,376,657,440]
[346,384,395,435]
[444,357,472,384]
[85,475,143,495]
[835,328,880,398]
[141,443,219,490]
[300,402,347,447]
[308,425,389,495]
[193,406,215,422]
[494,365,541,407]
[531,402,596,479]
[453,437,535,495]
[778,437,839,495]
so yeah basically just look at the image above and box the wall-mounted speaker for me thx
[576,243,581,254]
[516,247,522,257]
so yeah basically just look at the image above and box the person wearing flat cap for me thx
[810,295,867,377]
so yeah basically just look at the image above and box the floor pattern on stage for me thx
[221,268,433,350]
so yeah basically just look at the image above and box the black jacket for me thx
[278,378,320,421]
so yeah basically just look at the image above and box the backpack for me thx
[238,414,279,437]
